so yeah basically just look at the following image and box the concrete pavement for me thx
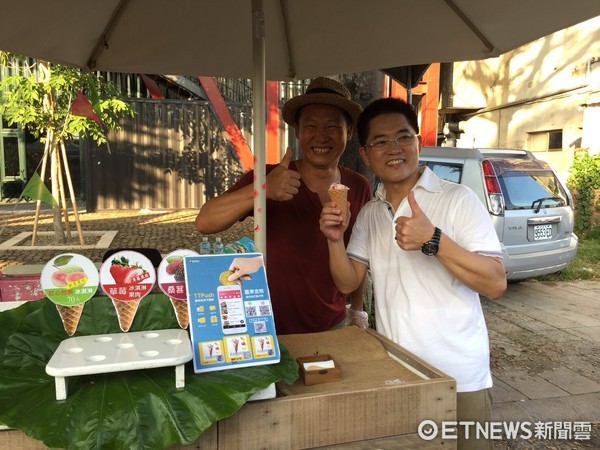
[483,280,600,442]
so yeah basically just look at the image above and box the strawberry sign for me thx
[99,250,157,332]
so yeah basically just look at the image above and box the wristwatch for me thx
[421,227,442,256]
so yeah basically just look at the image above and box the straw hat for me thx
[282,77,362,127]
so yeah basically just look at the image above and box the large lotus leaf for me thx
[0,294,298,450]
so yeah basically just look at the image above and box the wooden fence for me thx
[84,99,250,211]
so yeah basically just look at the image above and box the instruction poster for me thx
[184,253,280,373]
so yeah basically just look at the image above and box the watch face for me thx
[422,242,438,256]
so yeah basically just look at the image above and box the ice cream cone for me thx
[170,297,189,329]
[328,187,349,221]
[55,303,85,336]
[112,299,141,332]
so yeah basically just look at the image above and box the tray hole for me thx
[64,347,83,354]
[115,343,134,349]
[140,350,160,357]
[95,337,113,343]
[86,355,107,363]
[165,339,182,346]
[142,333,160,339]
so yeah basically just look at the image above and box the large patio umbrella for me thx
[1,0,599,253]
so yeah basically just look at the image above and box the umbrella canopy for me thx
[1,0,599,79]
[1,0,600,252]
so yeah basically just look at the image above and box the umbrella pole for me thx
[252,0,267,259]
[407,71,413,105]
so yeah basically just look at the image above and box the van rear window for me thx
[497,170,568,210]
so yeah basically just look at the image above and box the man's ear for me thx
[359,146,370,167]
[346,124,354,140]
[416,134,423,155]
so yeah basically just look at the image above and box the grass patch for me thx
[536,225,600,281]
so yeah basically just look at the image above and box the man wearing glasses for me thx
[320,97,506,450]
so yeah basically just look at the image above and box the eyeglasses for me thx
[365,134,418,151]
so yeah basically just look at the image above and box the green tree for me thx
[0,53,134,243]
[567,149,600,233]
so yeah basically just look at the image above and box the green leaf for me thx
[0,295,298,450]
[52,254,73,267]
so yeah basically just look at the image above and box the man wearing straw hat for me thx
[196,77,371,335]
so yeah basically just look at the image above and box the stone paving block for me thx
[494,299,581,330]
[566,326,600,344]
[484,312,531,335]
[492,402,533,423]
[492,377,527,403]
[538,366,600,395]
[526,281,600,303]
[512,286,600,325]
[534,329,584,343]
[494,369,570,400]
[493,392,600,423]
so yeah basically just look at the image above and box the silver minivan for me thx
[419,147,578,281]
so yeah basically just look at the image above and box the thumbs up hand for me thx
[394,191,435,251]
[266,147,301,201]
[278,146,293,169]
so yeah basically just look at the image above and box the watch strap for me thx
[421,227,442,255]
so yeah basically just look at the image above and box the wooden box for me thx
[296,354,342,385]
[214,327,457,449]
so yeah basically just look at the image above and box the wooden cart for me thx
[1,327,456,450]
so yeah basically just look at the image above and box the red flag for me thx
[141,74,164,99]
[70,91,101,125]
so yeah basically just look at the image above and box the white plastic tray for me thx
[46,329,193,400]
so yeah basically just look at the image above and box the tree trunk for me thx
[338,71,384,186]
[50,141,65,244]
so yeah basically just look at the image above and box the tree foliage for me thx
[0,53,134,145]
[0,53,135,242]
[567,149,600,233]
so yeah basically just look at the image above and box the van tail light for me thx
[482,160,504,215]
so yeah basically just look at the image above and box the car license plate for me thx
[533,224,553,240]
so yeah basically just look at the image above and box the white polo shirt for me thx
[347,167,502,392]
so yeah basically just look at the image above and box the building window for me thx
[528,130,563,152]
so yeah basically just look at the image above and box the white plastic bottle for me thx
[213,237,224,254]
[200,236,211,254]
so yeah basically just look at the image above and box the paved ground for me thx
[484,281,600,449]
[1,203,598,449]
[0,203,252,271]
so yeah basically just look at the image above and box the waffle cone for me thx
[55,303,85,336]
[112,299,141,332]
[170,297,189,329]
[328,188,348,220]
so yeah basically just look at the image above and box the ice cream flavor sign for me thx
[99,250,157,332]
[184,253,281,373]
[157,249,199,329]
[41,253,100,335]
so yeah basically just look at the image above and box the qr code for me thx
[253,321,267,333]
[259,304,271,316]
